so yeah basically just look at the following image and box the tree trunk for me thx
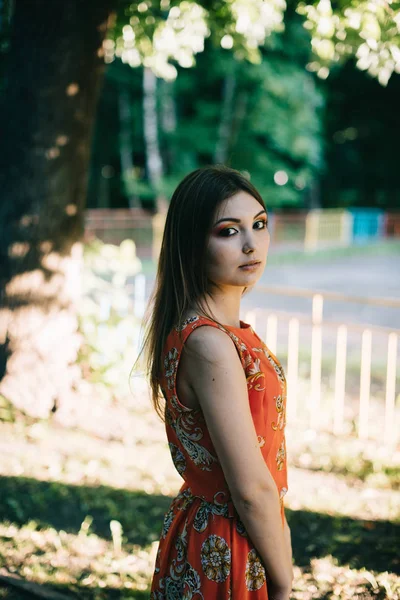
[0,0,116,419]
[160,79,177,173]
[143,66,167,213]
[214,71,237,165]
[119,88,140,208]
[230,88,248,151]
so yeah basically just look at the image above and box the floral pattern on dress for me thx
[161,487,195,539]
[169,396,218,471]
[245,356,266,392]
[276,439,286,471]
[229,333,253,370]
[152,521,205,600]
[169,443,186,476]
[253,345,286,386]
[201,535,231,583]
[193,498,230,533]
[164,347,179,390]
[271,394,286,431]
[154,546,162,574]
[245,548,266,591]
[257,435,266,448]
[161,505,175,540]
[264,351,286,387]
[152,316,289,599]
[236,516,248,537]
[175,316,200,332]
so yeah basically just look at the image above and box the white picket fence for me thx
[131,275,399,447]
[242,287,399,447]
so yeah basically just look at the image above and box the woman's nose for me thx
[242,240,255,254]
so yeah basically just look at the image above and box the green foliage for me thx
[0,394,15,423]
[107,0,400,84]
[0,0,14,93]
[296,0,400,86]
[91,7,325,209]
[109,0,288,80]
[77,238,142,392]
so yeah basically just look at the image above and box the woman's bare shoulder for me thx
[184,321,233,357]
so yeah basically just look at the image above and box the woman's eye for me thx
[254,219,268,230]
[218,220,268,236]
[219,227,237,237]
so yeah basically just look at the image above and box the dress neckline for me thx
[177,314,252,332]
[222,319,251,331]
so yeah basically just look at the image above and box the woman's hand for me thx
[267,517,293,600]
[267,580,292,600]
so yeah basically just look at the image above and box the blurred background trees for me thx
[0,0,399,419]
[89,7,325,211]
[0,3,399,598]
[90,0,400,212]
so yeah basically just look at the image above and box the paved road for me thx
[244,253,400,331]
[143,252,400,358]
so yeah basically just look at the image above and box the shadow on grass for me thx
[1,475,399,577]
[286,507,400,575]
[0,475,171,546]
[0,580,150,599]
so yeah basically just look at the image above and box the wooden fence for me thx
[243,287,400,447]
[85,209,400,259]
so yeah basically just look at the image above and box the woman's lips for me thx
[239,262,261,271]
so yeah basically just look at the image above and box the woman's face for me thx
[206,191,269,290]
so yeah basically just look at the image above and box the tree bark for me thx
[0,0,116,419]
[214,70,237,165]
[143,66,167,213]
[119,88,140,208]
[160,78,177,173]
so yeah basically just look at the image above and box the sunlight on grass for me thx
[0,520,156,594]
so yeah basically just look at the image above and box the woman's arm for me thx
[283,515,293,568]
[182,327,293,598]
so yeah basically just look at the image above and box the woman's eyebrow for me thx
[214,209,267,227]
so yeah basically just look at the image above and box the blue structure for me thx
[349,208,385,244]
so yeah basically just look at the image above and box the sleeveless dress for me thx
[150,315,288,599]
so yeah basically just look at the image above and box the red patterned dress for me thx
[150,315,288,599]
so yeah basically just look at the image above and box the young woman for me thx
[140,165,293,599]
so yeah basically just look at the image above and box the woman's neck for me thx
[194,289,244,328]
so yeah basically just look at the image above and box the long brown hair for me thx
[133,165,266,419]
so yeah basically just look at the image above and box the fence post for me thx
[333,325,347,435]
[287,318,299,421]
[341,211,354,246]
[152,213,166,262]
[359,329,372,439]
[304,210,319,252]
[266,314,278,355]
[310,294,323,428]
[384,332,398,446]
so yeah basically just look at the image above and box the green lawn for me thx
[0,388,399,599]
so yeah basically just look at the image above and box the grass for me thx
[0,386,399,599]
[1,240,399,599]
